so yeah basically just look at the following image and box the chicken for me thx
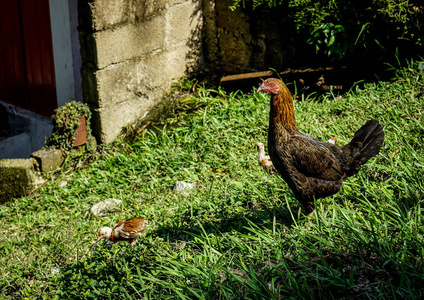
[256,142,276,174]
[257,78,384,214]
[97,217,148,246]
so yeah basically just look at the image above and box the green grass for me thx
[1,62,423,299]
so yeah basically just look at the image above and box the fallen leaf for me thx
[388,149,400,157]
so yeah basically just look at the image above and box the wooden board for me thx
[220,66,348,83]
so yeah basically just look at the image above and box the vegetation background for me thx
[230,0,423,63]
[1,60,423,299]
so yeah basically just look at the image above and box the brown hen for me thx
[257,78,384,214]
[97,217,148,246]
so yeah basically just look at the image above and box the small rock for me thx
[90,198,122,216]
[51,268,61,275]
[59,180,68,187]
[0,159,45,203]
[173,181,194,195]
[31,149,66,173]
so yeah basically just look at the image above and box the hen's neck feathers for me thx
[270,82,297,133]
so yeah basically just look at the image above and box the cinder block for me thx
[168,1,203,46]
[94,62,151,108]
[95,98,156,143]
[31,149,66,173]
[131,0,167,22]
[91,0,129,31]
[95,17,166,69]
[165,45,201,75]
[168,0,189,6]
[95,52,171,108]
[0,159,44,203]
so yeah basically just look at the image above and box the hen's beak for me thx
[257,85,263,93]
[96,235,104,241]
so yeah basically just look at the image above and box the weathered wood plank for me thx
[220,71,273,82]
[220,66,348,83]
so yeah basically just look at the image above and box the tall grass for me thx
[0,62,423,299]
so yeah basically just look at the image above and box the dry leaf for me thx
[388,149,400,157]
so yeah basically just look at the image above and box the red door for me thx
[0,0,57,117]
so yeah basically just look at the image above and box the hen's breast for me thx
[267,125,294,176]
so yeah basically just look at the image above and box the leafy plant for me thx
[307,23,349,60]
[229,0,424,62]
[46,101,93,151]
[172,77,198,92]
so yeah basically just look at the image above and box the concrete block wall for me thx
[78,0,203,143]
[203,0,297,74]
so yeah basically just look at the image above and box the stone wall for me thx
[204,0,297,74]
[78,0,203,143]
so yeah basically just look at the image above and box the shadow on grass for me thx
[150,202,301,246]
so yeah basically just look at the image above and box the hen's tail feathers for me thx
[350,119,385,165]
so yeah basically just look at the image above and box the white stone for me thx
[90,198,122,216]
[173,181,194,195]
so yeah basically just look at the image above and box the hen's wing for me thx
[121,218,148,239]
[287,132,345,181]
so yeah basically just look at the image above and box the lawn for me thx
[1,62,423,299]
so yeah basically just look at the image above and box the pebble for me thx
[173,181,195,195]
[90,198,122,216]
[51,268,61,275]
[59,180,68,187]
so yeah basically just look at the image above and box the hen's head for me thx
[257,78,283,95]
[97,227,112,241]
